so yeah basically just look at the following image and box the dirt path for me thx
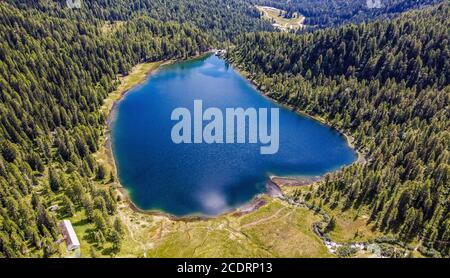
[240,207,287,229]
[157,222,164,239]
[414,239,423,252]
[118,208,149,256]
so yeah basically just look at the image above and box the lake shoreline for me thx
[101,51,247,222]
[227,61,367,166]
[100,52,365,222]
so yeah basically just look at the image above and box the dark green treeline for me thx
[228,3,450,257]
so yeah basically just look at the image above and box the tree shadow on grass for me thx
[101,246,119,257]
[72,218,90,227]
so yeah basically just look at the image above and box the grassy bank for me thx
[72,60,167,257]
[99,61,168,117]
[256,6,305,31]
[95,60,170,180]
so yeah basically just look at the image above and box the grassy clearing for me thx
[256,6,305,31]
[70,60,167,257]
[99,61,166,116]
[239,200,332,257]
[284,185,380,244]
[328,209,379,243]
[95,61,167,178]
[63,187,335,258]
[70,211,96,256]
[100,21,125,36]
[114,198,333,258]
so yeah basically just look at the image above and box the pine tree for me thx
[61,195,75,217]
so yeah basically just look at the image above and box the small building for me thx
[59,220,80,251]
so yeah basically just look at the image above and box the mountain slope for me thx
[4,0,274,41]
[0,1,211,257]
[251,0,443,27]
[228,3,450,257]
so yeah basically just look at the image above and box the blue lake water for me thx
[110,54,356,217]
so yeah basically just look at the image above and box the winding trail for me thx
[240,207,288,229]
[118,206,150,257]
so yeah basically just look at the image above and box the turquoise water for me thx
[110,54,356,217]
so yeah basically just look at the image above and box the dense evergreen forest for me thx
[228,3,450,257]
[252,0,442,27]
[5,0,274,41]
[0,1,213,257]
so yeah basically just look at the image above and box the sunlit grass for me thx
[256,6,305,31]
